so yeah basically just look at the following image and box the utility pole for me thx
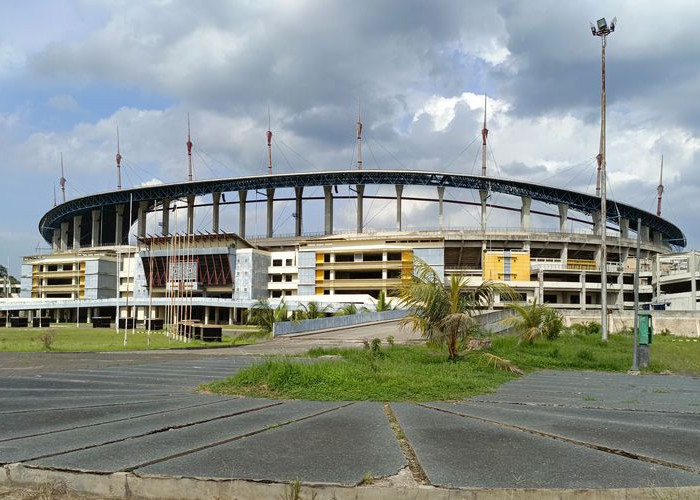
[631,217,641,373]
[591,16,616,342]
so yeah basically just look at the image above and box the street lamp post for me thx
[591,16,616,342]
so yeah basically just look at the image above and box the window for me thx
[272,259,283,266]
[285,259,293,266]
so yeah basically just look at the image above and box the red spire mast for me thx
[656,155,664,217]
[116,127,122,190]
[267,106,272,176]
[481,94,488,177]
[356,98,363,170]
[59,152,66,203]
[186,113,193,181]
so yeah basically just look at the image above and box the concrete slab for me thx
[391,402,700,489]
[139,402,407,485]
[31,400,340,472]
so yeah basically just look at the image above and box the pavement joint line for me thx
[10,375,194,388]
[0,396,196,416]
[0,396,240,444]
[123,401,356,473]
[418,403,700,476]
[382,403,429,485]
[470,399,700,415]
[13,400,284,465]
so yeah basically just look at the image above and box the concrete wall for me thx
[561,310,700,337]
[273,309,408,336]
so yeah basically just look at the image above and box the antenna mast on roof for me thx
[267,106,273,175]
[116,127,122,190]
[481,94,488,177]
[356,98,363,170]
[186,113,193,181]
[59,153,66,203]
[656,155,664,217]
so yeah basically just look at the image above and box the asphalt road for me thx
[1,340,699,490]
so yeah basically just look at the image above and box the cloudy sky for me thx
[1,0,699,275]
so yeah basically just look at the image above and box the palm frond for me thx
[480,352,524,374]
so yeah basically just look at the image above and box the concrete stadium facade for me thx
[1,169,691,326]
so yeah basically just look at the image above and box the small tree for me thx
[296,301,329,320]
[373,290,395,312]
[248,299,289,334]
[503,300,564,344]
[398,259,519,366]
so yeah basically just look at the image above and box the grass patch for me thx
[204,333,700,401]
[0,326,236,352]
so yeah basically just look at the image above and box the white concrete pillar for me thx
[115,204,125,245]
[229,308,234,325]
[580,272,587,311]
[561,243,568,269]
[479,190,488,230]
[395,184,403,231]
[652,231,662,246]
[204,306,210,325]
[619,217,629,239]
[520,196,531,231]
[73,215,82,249]
[592,210,602,235]
[558,203,568,233]
[437,186,445,230]
[214,307,220,325]
[238,190,247,238]
[266,188,275,238]
[212,192,221,234]
[356,185,364,233]
[137,201,148,238]
[323,186,333,235]
[52,228,61,251]
[640,225,650,242]
[186,195,195,234]
[162,197,170,236]
[294,187,303,237]
[691,252,697,312]
[91,209,101,247]
[60,222,70,251]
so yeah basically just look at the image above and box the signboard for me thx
[166,260,199,291]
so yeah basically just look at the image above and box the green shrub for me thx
[576,349,594,362]
[370,338,382,354]
[38,330,56,350]
[386,335,395,346]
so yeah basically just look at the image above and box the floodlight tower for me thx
[356,99,363,170]
[186,114,193,181]
[59,152,66,203]
[116,128,122,190]
[656,155,664,217]
[591,16,616,342]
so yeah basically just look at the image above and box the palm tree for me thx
[373,290,395,312]
[502,299,564,344]
[296,301,329,320]
[398,259,519,364]
[247,299,289,334]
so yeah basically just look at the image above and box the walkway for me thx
[1,348,699,496]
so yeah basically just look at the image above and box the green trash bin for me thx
[637,310,652,368]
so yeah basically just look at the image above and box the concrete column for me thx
[356,185,364,233]
[619,218,629,239]
[238,190,247,238]
[538,270,544,303]
[186,195,195,234]
[204,306,210,325]
[91,209,101,247]
[86,308,92,324]
[229,308,234,325]
[437,186,445,230]
[137,201,148,238]
[558,203,568,232]
[115,204,125,245]
[520,196,531,231]
[561,243,568,269]
[479,190,488,230]
[652,231,662,246]
[72,215,82,249]
[294,187,303,237]
[640,225,650,242]
[691,252,697,312]
[214,307,220,325]
[395,184,403,231]
[266,188,275,238]
[323,186,334,235]
[52,228,61,251]
[162,198,170,236]
[212,192,221,234]
[60,222,70,251]
[580,272,587,311]
[592,210,602,235]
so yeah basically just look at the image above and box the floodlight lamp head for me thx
[590,22,596,35]
[597,18,607,30]
[610,16,617,31]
